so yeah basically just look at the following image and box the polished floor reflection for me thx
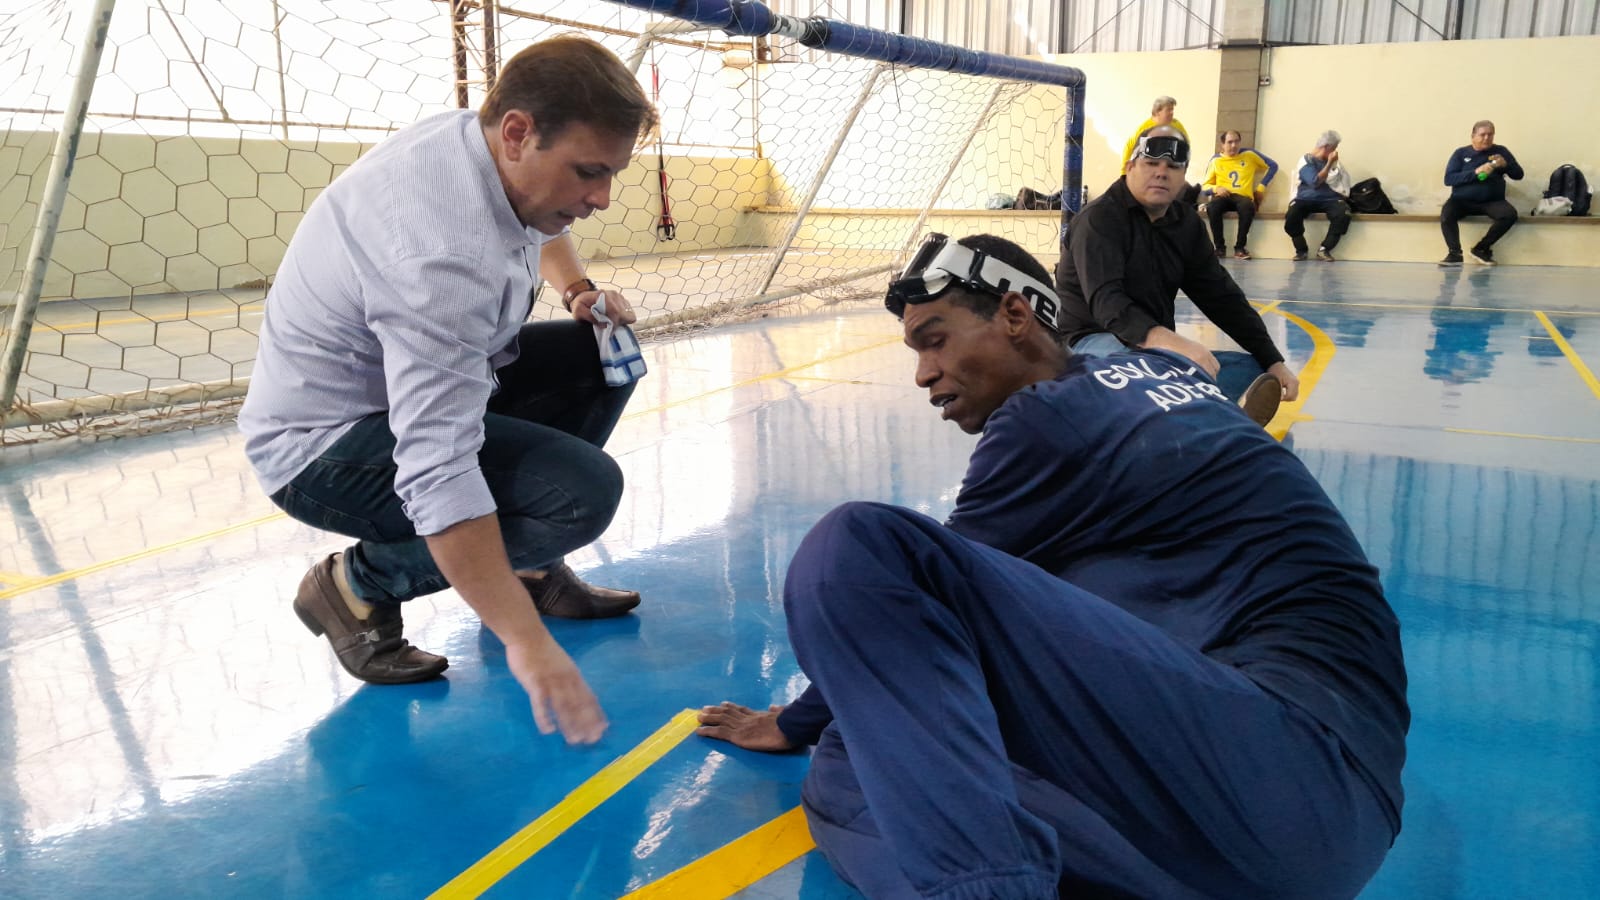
[1,259,1597,898]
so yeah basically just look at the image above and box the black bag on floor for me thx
[1347,177,1398,214]
[1014,187,1063,210]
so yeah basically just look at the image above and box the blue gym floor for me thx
[1,259,1597,899]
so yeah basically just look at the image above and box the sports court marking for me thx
[1272,298,1600,317]
[40,303,265,332]
[0,336,902,596]
[1534,310,1600,401]
[620,806,815,899]
[1263,305,1334,441]
[1444,428,1600,445]
[428,709,701,899]
[1,310,1336,599]
[0,512,286,602]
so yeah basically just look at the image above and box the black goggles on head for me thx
[885,233,1062,333]
[1132,134,1190,167]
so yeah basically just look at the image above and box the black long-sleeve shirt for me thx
[1443,143,1523,204]
[1053,178,1284,370]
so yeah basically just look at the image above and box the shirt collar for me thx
[461,112,547,250]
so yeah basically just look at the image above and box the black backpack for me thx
[1347,177,1398,214]
[1543,164,1592,216]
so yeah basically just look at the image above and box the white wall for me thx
[1255,34,1600,216]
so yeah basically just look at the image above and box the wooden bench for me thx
[750,205,1600,225]
[1240,211,1600,225]
[745,205,1599,266]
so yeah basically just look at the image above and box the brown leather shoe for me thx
[1238,373,1283,428]
[292,555,448,684]
[521,561,641,619]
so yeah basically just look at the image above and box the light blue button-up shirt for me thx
[239,110,562,536]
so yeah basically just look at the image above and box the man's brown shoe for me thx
[292,555,448,684]
[521,561,641,619]
[1238,373,1282,428]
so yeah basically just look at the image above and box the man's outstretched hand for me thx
[696,702,797,753]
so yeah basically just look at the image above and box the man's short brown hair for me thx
[480,35,658,146]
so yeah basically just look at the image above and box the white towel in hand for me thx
[590,293,647,386]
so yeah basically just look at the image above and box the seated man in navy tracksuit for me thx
[1438,119,1524,267]
[699,233,1408,899]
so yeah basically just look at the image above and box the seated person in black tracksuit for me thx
[1438,120,1524,267]
[1284,129,1353,262]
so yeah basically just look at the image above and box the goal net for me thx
[0,0,1081,444]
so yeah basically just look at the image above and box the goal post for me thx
[590,0,1085,330]
[0,0,1085,444]
[606,0,1085,222]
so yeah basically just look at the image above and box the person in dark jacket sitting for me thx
[1439,120,1524,267]
[1054,126,1296,424]
[1284,130,1353,262]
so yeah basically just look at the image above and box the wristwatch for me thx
[562,277,597,311]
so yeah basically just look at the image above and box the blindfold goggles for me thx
[1132,133,1190,167]
[885,233,1062,333]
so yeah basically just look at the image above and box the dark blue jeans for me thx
[270,321,636,605]
[788,503,1394,900]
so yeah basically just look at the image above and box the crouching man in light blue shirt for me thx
[238,36,655,745]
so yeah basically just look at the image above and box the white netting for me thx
[1,0,1068,444]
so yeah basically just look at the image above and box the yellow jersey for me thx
[1201,150,1280,195]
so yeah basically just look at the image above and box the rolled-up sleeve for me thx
[367,251,502,536]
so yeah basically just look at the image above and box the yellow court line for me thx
[1263,307,1335,442]
[0,571,42,587]
[2,338,902,595]
[1271,298,1600,317]
[1444,427,1600,445]
[1535,310,1600,402]
[621,806,816,899]
[429,709,702,900]
[0,512,286,602]
[43,303,264,332]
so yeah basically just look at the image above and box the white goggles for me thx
[885,233,1062,333]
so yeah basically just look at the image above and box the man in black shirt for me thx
[1055,127,1298,426]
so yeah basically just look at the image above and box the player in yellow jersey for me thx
[1199,131,1279,259]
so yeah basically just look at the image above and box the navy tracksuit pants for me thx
[785,502,1393,900]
